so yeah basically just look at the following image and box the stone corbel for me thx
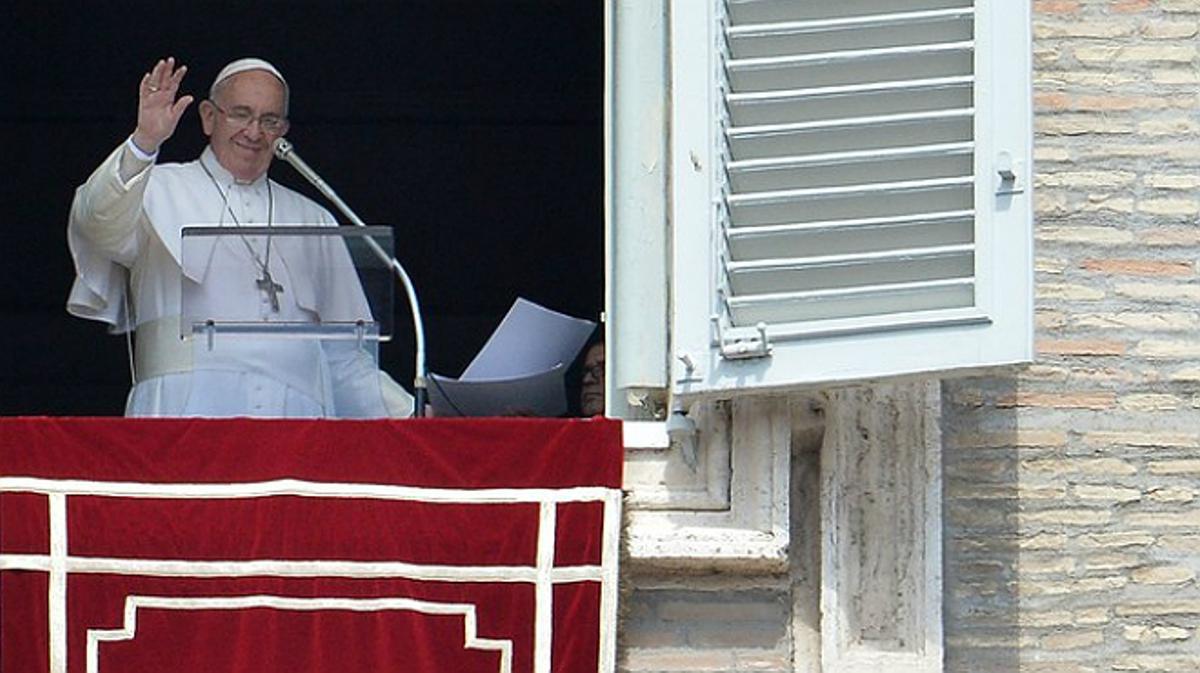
[623,396,793,571]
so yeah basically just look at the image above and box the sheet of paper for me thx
[428,366,567,417]
[462,297,596,380]
[428,298,596,417]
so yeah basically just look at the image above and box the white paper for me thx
[462,297,596,380]
[429,298,596,417]
[428,365,566,417]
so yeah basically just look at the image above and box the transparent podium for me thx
[180,225,402,418]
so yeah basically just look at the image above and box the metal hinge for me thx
[712,317,772,360]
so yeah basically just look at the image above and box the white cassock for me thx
[66,142,413,418]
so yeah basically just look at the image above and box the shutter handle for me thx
[996,151,1025,196]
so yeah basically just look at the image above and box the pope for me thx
[66,57,412,418]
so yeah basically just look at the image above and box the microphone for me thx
[272,137,429,417]
[273,138,335,202]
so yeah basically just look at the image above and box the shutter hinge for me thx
[712,317,772,360]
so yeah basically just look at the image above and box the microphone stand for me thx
[273,137,428,417]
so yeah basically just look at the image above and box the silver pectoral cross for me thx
[256,270,284,312]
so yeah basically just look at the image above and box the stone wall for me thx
[944,1,1200,671]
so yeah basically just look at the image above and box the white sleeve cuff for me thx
[125,136,158,162]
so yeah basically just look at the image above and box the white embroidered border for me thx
[1,555,605,584]
[48,493,67,673]
[85,595,514,673]
[535,501,556,673]
[0,477,611,504]
[598,493,622,673]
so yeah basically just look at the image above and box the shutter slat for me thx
[730,185,973,227]
[729,79,973,127]
[732,116,972,159]
[732,157,972,194]
[730,209,975,235]
[731,277,975,304]
[727,0,973,25]
[729,75,973,104]
[728,210,975,260]
[729,108,974,139]
[728,10,973,59]
[728,278,976,324]
[728,245,974,295]
[730,142,973,172]
[729,243,974,271]
[731,55,973,94]
[729,176,973,206]
[728,8,974,37]
[728,40,973,71]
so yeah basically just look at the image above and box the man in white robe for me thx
[66,57,412,418]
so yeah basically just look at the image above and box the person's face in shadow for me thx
[579,342,605,417]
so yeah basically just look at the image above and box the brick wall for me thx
[944,1,1200,672]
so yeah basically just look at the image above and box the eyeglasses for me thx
[209,101,289,135]
[581,362,605,382]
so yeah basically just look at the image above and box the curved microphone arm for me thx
[273,137,428,417]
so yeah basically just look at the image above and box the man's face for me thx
[580,342,605,417]
[199,70,287,182]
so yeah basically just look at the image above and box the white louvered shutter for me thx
[669,0,1032,398]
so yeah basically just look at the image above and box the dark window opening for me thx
[1,2,604,414]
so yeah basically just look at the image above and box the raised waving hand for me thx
[130,57,194,155]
